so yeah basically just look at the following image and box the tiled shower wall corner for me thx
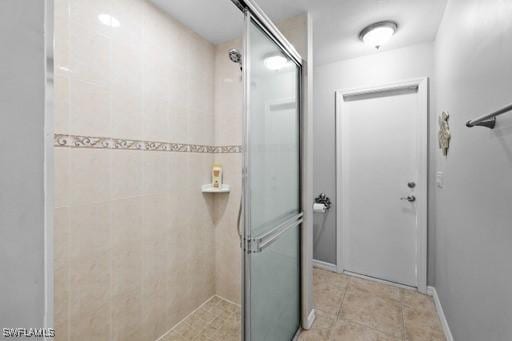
[53,0,220,340]
[213,39,243,304]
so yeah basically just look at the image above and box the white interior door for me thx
[336,80,427,289]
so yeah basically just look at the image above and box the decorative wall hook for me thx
[438,111,451,156]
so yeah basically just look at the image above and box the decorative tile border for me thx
[54,134,242,153]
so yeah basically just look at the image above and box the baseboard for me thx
[312,259,337,272]
[343,271,416,291]
[427,286,454,341]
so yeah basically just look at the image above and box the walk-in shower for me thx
[52,0,306,340]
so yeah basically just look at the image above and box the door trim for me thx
[44,0,55,333]
[335,77,428,293]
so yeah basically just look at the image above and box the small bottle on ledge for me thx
[211,163,223,189]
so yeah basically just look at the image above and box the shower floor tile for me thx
[161,296,241,341]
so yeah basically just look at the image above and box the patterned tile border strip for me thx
[54,134,242,153]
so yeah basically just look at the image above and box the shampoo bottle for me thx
[211,163,223,189]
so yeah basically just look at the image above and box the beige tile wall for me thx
[54,1,217,340]
[54,0,307,338]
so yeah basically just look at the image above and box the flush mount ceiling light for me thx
[98,13,120,28]
[359,21,398,50]
[263,54,292,71]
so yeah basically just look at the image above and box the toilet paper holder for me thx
[314,193,331,210]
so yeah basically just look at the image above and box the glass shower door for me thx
[242,13,302,341]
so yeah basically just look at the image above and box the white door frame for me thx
[335,77,428,293]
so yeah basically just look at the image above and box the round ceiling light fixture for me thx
[359,21,398,50]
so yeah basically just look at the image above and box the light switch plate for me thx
[436,171,444,188]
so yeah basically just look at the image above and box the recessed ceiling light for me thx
[359,21,398,50]
[98,13,120,28]
[263,54,292,71]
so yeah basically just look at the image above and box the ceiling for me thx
[150,0,447,65]
[149,0,244,44]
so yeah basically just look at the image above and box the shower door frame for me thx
[234,0,305,340]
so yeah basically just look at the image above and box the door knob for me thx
[407,182,416,188]
[400,195,416,202]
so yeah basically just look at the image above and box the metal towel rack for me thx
[466,103,512,129]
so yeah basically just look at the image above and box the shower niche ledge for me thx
[201,184,231,193]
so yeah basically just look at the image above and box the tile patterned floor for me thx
[160,296,241,341]
[299,269,446,341]
[159,270,444,341]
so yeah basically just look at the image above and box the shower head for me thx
[228,48,242,65]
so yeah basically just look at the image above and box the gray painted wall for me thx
[433,0,512,339]
[0,0,47,334]
[313,43,435,267]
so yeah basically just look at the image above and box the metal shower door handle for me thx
[237,195,243,241]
